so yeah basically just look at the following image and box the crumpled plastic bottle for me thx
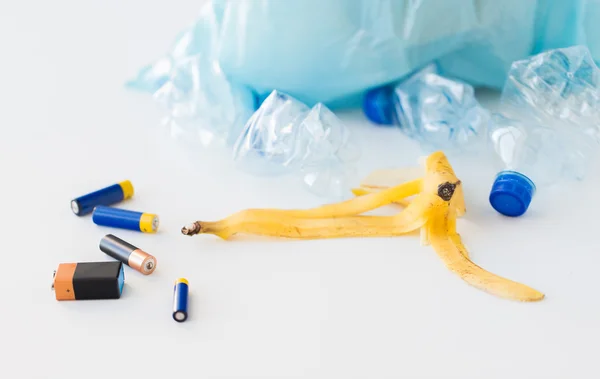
[362,64,491,153]
[126,3,257,147]
[233,91,360,197]
[489,45,600,217]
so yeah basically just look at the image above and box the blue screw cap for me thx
[363,85,395,126]
[489,171,536,217]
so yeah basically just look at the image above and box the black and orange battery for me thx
[52,261,124,301]
[99,234,157,275]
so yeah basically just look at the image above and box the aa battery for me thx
[99,234,156,275]
[52,261,124,301]
[172,278,189,322]
[71,180,134,216]
[92,206,159,233]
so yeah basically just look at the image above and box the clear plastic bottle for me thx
[489,113,599,217]
[362,64,490,153]
[488,46,600,217]
[488,115,556,217]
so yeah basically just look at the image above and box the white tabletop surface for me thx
[2,1,600,378]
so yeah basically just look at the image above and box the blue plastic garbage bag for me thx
[214,0,537,105]
[130,0,600,107]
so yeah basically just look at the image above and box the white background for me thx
[1,1,599,378]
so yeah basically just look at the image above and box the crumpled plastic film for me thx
[127,3,256,147]
[233,91,360,198]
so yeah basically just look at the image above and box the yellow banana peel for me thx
[182,151,544,302]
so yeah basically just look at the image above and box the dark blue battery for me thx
[71,181,134,216]
[92,206,159,233]
[173,278,189,322]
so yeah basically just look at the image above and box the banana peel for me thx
[182,151,544,302]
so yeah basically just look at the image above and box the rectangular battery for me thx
[53,261,124,301]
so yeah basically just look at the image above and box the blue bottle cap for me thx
[489,171,536,217]
[363,85,395,126]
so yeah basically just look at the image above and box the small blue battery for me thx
[173,278,189,322]
[71,180,134,216]
[92,206,159,233]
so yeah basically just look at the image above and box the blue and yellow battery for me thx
[71,180,134,216]
[52,261,124,301]
[172,278,189,322]
[92,206,159,233]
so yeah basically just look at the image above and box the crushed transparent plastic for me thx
[234,91,360,197]
[493,46,600,185]
[364,64,490,153]
[394,64,491,153]
[126,3,256,147]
